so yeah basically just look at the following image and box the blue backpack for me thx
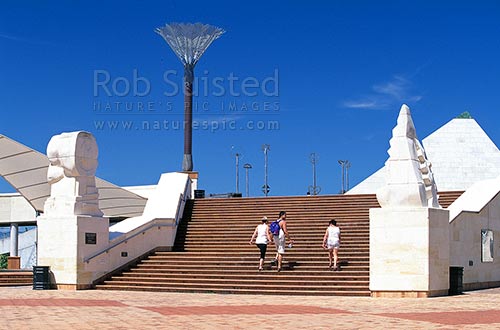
[270,220,281,236]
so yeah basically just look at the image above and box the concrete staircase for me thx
[96,191,463,296]
[0,270,33,287]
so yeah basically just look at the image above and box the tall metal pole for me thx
[338,160,345,194]
[244,163,252,197]
[235,153,240,194]
[262,144,270,196]
[313,155,317,190]
[342,161,346,193]
[346,161,351,192]
[309,153,321,195]
[183,64,194,171]
[338,160,351,194]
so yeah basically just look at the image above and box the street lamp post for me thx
[243,163,252,197]
[338,160,351,194]
[235,153,241,194]
[346,161,351,192]
[308,153,321,195]
[262,144,270,196]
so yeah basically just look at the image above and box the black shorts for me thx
[256,243,267,259]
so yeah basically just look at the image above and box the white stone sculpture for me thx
[376,104,440,208]
[415,139,440,208]
[43,131,103,217]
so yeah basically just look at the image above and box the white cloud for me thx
[342,100,382,109]
[0,32,55,46]
[373,75,409,98]
[343,74,423,110]
[202,114,244,123]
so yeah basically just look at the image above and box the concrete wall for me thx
[0,194,36,224]
[84,218,178,284]
[38,215,109,289]
[83,172,191,286]
[370,207,450,297]
[450,191,500,290]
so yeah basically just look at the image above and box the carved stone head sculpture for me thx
[44,131,102,217]
[47,132,98,184]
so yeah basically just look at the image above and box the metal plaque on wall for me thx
[85,232,97,245]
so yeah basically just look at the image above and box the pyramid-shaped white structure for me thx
[348,118,500,193]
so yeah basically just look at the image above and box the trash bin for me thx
[33,266,51,290]
[449,266,464,295]
[194,190,205,199]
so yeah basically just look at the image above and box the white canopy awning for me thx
[0,134,147,218]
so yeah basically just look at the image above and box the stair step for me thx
[143,260,368,265]
[181,240,369,246]
[95,284,371,296]
[99,280,368,291]
[120,273,368,281]
[0,271,33,287]
[135,265,369,271]
[182,223,370,228]
[178,246,369,251]
[0,278,32,282]
[124,270,368,277]
[179,242,369,247]
[145,255,369,260]
[179,250,369,255]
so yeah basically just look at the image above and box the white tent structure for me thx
[0,134,147,218]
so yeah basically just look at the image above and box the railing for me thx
[208,192,242,198]
[83,180,190,264]
[174,191,187,227]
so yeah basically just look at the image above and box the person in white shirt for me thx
[249,216,273,271]
[322,219,341,271]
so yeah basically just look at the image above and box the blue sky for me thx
[1,1,500,197]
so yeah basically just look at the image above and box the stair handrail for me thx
[174,176,191,225]
[171,175,191,228]
[83,178,190,264]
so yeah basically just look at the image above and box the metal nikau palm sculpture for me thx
[156,23,225,171]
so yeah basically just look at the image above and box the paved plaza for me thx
[2,287,500,329]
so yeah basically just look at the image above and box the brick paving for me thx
[1,287,500,329]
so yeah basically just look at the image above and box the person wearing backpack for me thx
[271,211,293,272]
[322,219,341,271]
[249,216,274,271]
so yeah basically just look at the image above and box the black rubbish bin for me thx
[33,266,51,290]
[194,190,205,199]
[449,266,464,295]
